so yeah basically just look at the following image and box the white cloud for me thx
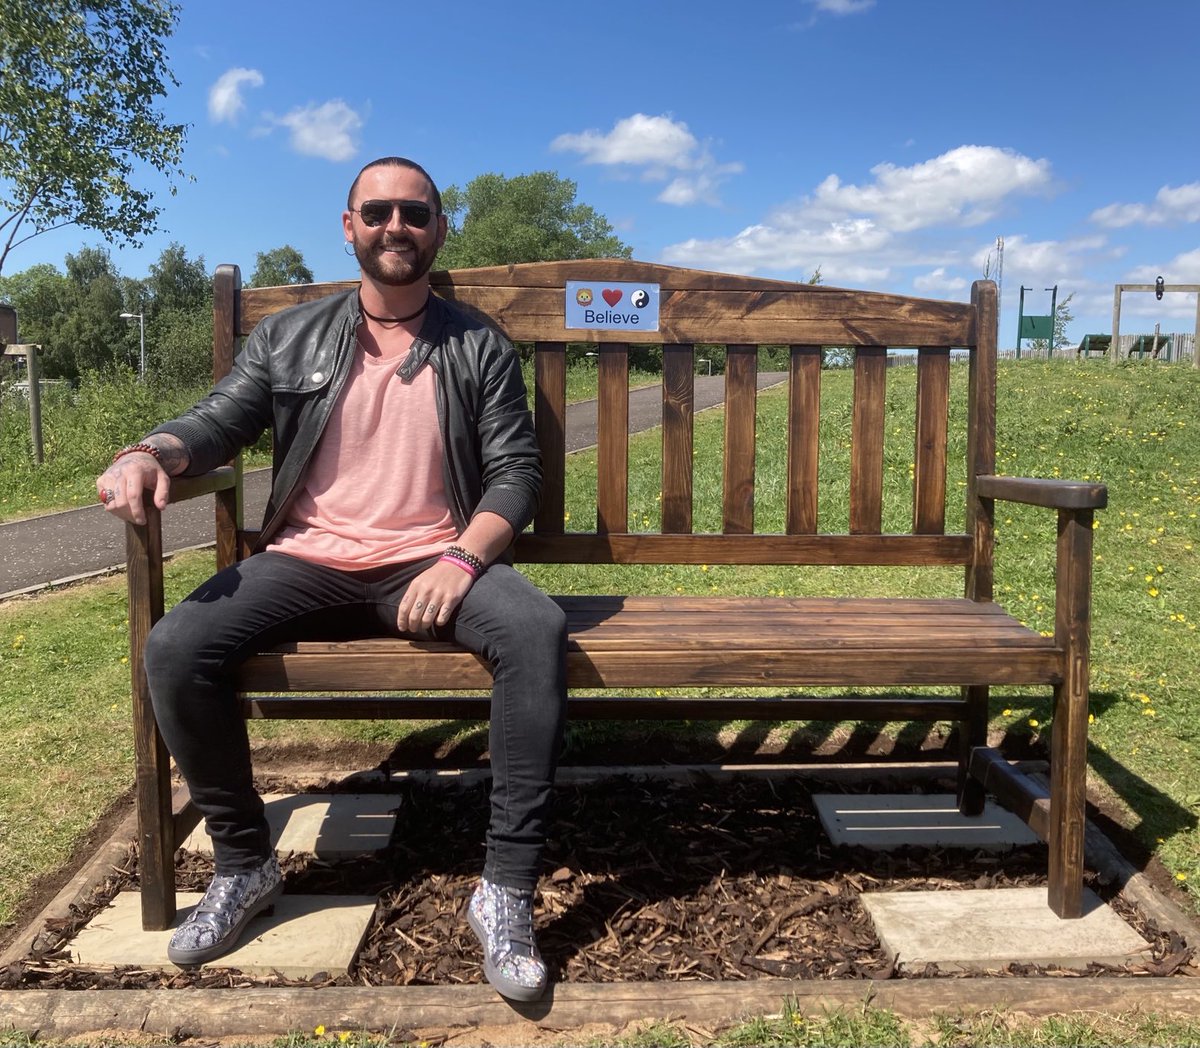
[208,68,264,124]
[552,113,698,170]
[273,101,363,162]
[803,146,1052,232]
[551,113,742,206]
[811,0,875,13]
[1090,182,1200,227]
[973,233,1108,277]
[914,267,968,293]
[661,217,891,274]
[661,145,1051,276]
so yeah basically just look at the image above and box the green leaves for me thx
[0,0,188,275]
[438,171,632,269]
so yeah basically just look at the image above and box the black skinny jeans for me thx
[144,551,567,890]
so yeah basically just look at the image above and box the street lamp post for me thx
[119,311,145,380]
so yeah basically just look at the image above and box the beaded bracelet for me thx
[112,442,163,465]
[443,544,485,574]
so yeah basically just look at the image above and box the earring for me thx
[344,242,355,256]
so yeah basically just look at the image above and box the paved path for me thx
[0,373,785,598]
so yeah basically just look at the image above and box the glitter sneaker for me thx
[467,877,548,1001]
[167,855,283,966]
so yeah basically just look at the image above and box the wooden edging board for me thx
[3,762,1200,1040]
[5,979,1200,1041]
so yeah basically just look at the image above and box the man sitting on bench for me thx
[95,155,567,1002]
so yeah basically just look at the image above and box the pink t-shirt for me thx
[267,350,458,569]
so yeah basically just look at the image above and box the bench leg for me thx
[1048,509,1094,919]
[127,515,177,931]
[1047,676,1088,918]
[957,685,988,816]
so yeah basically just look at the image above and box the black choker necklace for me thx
[359,294,429,326]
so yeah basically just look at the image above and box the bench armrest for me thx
[976,475,1107,511]
[166,466,237,505]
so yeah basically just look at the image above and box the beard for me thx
[353,232,439,286]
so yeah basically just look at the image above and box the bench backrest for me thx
[213,260,998,591]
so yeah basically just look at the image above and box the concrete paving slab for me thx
[71,892,378,977]
[813,793,1039,850]
[182,793,399,857]
[862,887,1150,971]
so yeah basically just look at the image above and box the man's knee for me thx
[143,605,204,691]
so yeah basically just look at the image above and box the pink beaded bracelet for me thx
[440,553,479,579]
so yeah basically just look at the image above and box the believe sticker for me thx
[565,281,660,331]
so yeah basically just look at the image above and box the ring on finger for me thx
[99,488,116,505]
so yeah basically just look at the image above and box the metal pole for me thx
[1047,286,1058,359]
[138,313,145,380]
[22,345,43,465]
[1016,286,1028,359]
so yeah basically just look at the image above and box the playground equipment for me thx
[1111,278,1200,369]
[1015,285,1056,358]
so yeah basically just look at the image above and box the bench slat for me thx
[533,341,567,534]
[723,345,758,533]
[914,347,951,534]
[239,646,1060,690]
[850,346,887,533]
[787,346,822,534]
[661,344,695,534]
[597,345,629,534]
[516,532,973,564]
[243,694,972,722]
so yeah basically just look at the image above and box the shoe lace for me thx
[497,886,537,956]
[195,873,243,917]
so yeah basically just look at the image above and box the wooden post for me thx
[126,507,176,930]
[2,345,44,463]
[1111,286,1122,366]
[1048,507,1094,918]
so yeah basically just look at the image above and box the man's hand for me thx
[96,452,172,526]
[398,559,475,634]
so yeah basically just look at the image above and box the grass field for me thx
[0,358,1197,1046]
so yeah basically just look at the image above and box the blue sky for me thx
[11,0,1200,345]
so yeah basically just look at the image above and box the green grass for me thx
[0,359,1197,1033]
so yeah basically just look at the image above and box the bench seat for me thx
[237,596,1059,703]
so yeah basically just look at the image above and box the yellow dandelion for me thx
[1002,708,1012,716]
[1149,587,1159,597]
[314,1026,325,1037]
[1144,709,1156,717]
[1177,873,1188,882]
[1029,718,1039,728]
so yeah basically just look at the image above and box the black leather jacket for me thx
[155,289,541,552]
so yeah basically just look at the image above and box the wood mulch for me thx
[2,773,1192,991]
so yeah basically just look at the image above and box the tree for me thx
[1028,293,1075,357]
[249,245,314,288]
[437,172,632,269]
[55,246,136,376]
[0,0,188,276]
[145,242,209,318]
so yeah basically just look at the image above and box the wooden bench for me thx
[124,260,1107,934]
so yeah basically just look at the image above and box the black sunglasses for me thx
[353,199,435,229]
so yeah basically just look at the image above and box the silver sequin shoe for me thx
[167,856,283,966]
[467,877,548,1001]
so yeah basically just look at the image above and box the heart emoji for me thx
[602,288,623,307]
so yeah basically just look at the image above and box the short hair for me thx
[347,157,442,214]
